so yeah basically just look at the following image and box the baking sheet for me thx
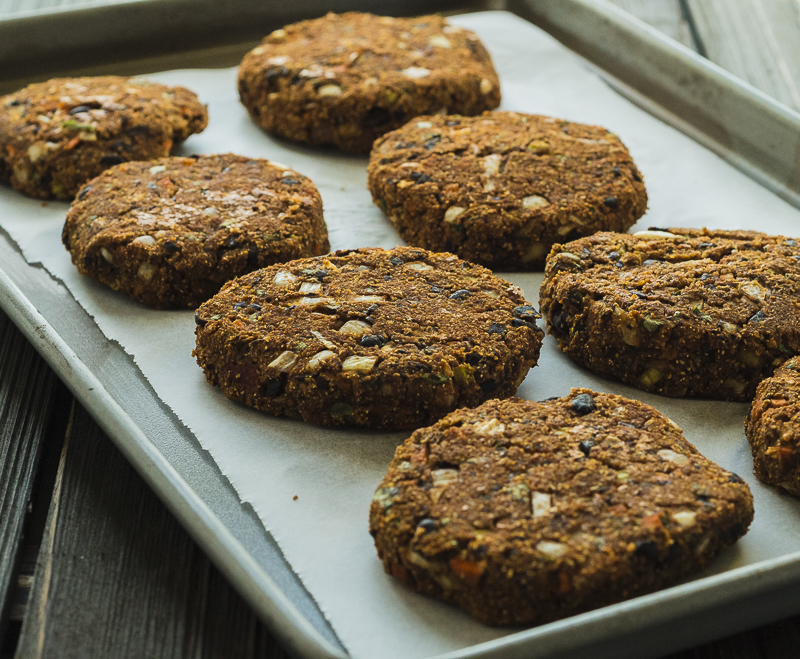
[2,10,800,659]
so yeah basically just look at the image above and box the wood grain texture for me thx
[605,0,697,48]
[14,402,289,659]
[686,0,800,110]
[0,311,56,639]
[665,616,800,659]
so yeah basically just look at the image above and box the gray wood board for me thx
[13,400,291,659]
[605,0,696,49]
[0,312,55,642]
[606,0,800,112]
[685,0,800,112]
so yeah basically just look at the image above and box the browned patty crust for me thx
[0,76,207,200]
[367,111,647,270]
[746,357,800,494]
[370,391,753,626]
[237,12,501,152]
[193,247,543,429]
[62,154,329,309]
[539,229,800,400]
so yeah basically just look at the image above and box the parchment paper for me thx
[2,11,800,659]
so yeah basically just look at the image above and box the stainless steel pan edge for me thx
[0,0,484,84]
[434,550,800,659]
[512,0,800,212]
[0,265,347,659]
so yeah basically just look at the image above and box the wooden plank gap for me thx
[750,0,800,108]
[678,0,707,57]
[0,311,57,650]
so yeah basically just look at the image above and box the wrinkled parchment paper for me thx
[2,12,800,659]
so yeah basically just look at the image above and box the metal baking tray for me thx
[3,1,800,658]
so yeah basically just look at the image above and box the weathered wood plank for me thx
[0,310,57,646]
[605,0,697,49]
[685,0,800,111]
[665,612,800,659]
[14,402,289,659]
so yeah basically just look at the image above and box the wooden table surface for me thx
[2,1,800,658]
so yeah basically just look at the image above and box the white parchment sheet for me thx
[2,11,800,659]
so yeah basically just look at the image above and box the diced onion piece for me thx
[351,295,384,303]
[741,280,770,302]
[473,418,505,436]
[559,252,582,261]
[317,84,342,97]
[338,320,372,336]
[531,492,552,518]
[482,153,502,176]
[536,541,567,559]
[431,469,459,486]
[292,296,334,306]
[672,511,697,528]
[444,207,466,223]
[403,67,430,78]
[407,551,432,569]
[307,350,336,369]
[342,355,377,373]
[522,195,549,209]
[633,230,679,240]
[132,235,155,246]
[27,143,43,161]
[428,35,452,48]
[268,351,297,372]
[657,449,690,467]
[137,263,156,281]
[273,270,296,287]
[406,262,433,272]
[310,330,336,349]
[300,281,322,294]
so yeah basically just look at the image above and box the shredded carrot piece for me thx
[641,514,663,530]
[449,557,485,586]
